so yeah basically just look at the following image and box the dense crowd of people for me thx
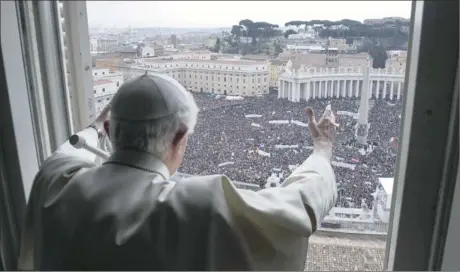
[179,92,403,208]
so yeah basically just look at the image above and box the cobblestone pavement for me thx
[305,233,387,271]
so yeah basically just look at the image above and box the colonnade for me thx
[278,70,405,102]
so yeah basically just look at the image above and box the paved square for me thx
[305,233,386,271]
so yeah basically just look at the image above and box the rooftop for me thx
[339,52,371,59]
[113,46,137,53]
[93,79,113,86]
[143,58,268,66]
[270,59,288,66]
[241,54,271,61]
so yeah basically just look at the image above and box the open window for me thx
[0,0,458,270]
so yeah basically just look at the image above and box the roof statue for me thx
[285,59,293,71]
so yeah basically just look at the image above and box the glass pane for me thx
[85,1,412,270]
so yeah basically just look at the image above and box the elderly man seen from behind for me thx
[19,73,337,271]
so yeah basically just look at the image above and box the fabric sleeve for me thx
[219,153,337,270]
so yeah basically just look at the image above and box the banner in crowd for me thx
[275,144,299,149]
[291,120,308,127]
[331,161,357,170]
[226,95,244,100]
[337,111,358,119]
[218,161,234,167]
[269,120,290,125]
[245,114,263,118]
[251,122,261,128]
[257,149,271,158]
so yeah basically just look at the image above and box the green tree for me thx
[284,29,298,38]
[214,38,221,53]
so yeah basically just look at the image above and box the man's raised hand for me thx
[92,104,111,130]
[306,105,337,160]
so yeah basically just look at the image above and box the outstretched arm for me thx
[219,105,338,270]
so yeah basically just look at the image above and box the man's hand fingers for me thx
[92,104,111,128]
[99,104,111,117]
[306,107,316,124]
[306,107,320,138]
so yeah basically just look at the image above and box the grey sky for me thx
[87,1,412,29]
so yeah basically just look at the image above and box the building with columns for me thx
[278,61,405,102]
[118,59,270,97]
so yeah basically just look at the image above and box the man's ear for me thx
[172,125,188,147]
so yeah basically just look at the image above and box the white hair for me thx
[109,94,199,158]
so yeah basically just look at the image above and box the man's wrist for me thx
[313,143,333,161]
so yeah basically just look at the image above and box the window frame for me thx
[385,0,459,270]
[0,0,458,270]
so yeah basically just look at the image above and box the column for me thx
[278,80,282,98]
[284,81,287,99]
[397,82,402,100]
[328,80,331,98]
[291,82,295,101]
[314,81,318,99]
[388,81,393,99]
[312,81,315,99]
[383,80,387,99]
[292,82,299,102]
[306,81,311,101]
[330,80,334,98]
[347,80,352,98]
[295,83,300,102]
[288,81,291,99]
[324,81,327,98]
[282,80,286,98]
[320,81,323,99]
[376,80,380,99]
[369,80,374,98]
[354,80,358,98]
[284,81,288,98]
[390,81,395,100]
[336,80,340,98]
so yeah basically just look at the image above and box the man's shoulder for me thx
[176,175,226,199]
[171,174,228,205]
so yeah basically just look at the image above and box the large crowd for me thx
[179,92,403,208]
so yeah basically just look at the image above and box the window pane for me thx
[86,1,413,270]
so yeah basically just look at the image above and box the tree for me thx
[239,19,257,44]
[284,29,297,38]
[274,43,283,55]
[214,38,221,53]
[285,21,304,27]
[231,25,242,38]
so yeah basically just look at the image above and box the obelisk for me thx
[356,58,371,145]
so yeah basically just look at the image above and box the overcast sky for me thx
[87,1,412,29]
